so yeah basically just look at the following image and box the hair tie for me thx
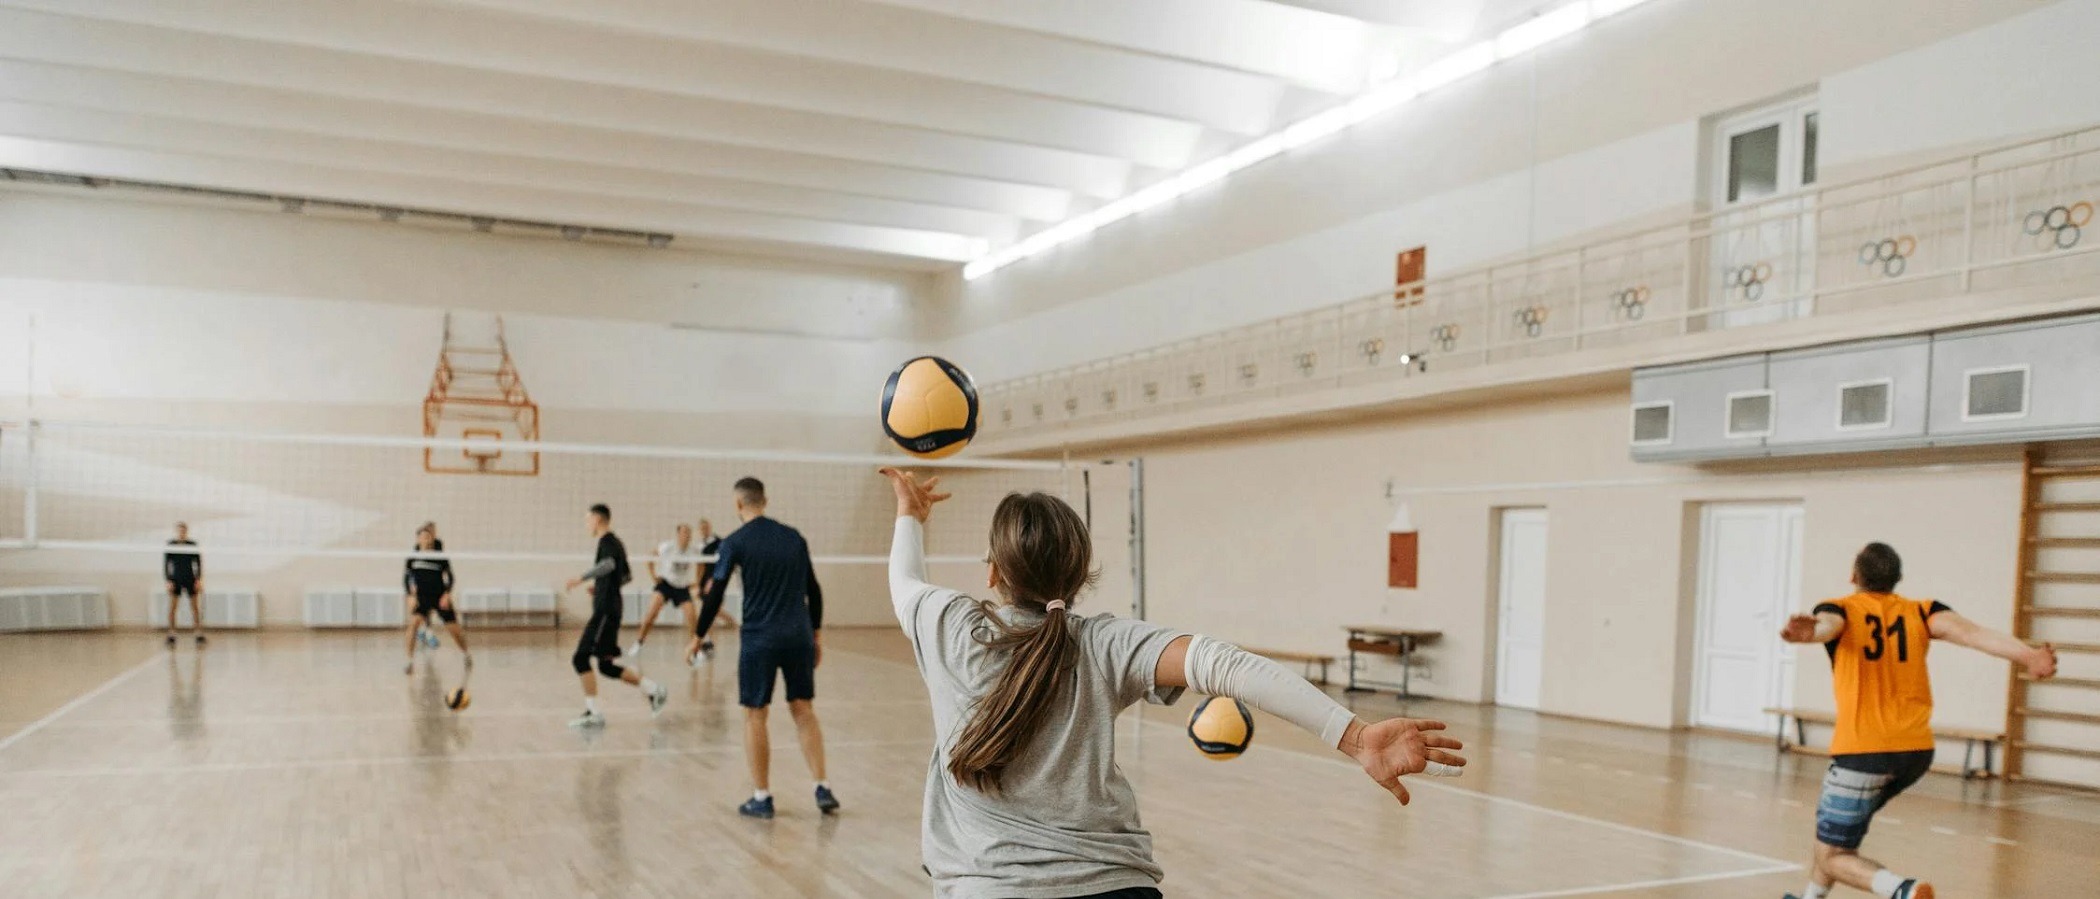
[1043,600,1067,613]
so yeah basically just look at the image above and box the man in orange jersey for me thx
[1779,542,2057,899]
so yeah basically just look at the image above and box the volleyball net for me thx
[0,420,1138,616]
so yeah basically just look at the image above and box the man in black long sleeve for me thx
[403,523,470,674]
[703,477,832,819]
[163,522,204,647]
[562,504,666,729]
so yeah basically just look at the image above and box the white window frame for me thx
[1961,364,2032,423]
[1834,377,1896,432]
[1630,400,1675,446]
[1713,96,1821,208]
[1725,389,1776,439]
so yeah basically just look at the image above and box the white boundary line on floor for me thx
[0,652,159,755]
[1478,863,1802,899]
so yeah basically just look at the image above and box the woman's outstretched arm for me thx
[1155,635,1466,805]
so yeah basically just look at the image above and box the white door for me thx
[1496,508,1549,710]
[1710,98,1820,327]
[1691,503,1804,733]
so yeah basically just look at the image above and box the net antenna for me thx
[422,313,540,476]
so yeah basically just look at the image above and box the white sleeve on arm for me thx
[1183,635,1356,750]
[888,516,937,625]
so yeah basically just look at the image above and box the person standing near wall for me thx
[164,522,204,647]
[1780,542,2058,899]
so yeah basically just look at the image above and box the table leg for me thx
[1344,631,1369,693]
[1399,637,1413,699]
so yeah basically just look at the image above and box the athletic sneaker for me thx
[1896,880,1934,899]
[404,661,413,675]
[627,642,645,660]
[814,785,840,815]
[700,640,716,660]
[648,683,669,717]
[166,634,177,647]
[463,654,474,670]
[738,796,775,820]
[419,628,440,650]
[194,634,207,645]
[567,709,606,729]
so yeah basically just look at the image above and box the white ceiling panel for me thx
[0,0,1478,267]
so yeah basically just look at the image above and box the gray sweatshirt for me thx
[889,517,1186,899]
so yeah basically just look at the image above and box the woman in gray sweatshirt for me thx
[880,468,1466,899]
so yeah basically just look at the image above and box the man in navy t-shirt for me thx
[703,477,835,819]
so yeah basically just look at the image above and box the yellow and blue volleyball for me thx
[881,356,979,460]
[1188,696,1254,760]
[445,687,471,711]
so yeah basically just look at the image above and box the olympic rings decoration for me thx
[1858,234,1915,279]
[1511,305,1550,338]
[1359,337,1386,364]
[1724,262,1772,301]
[1030,403,1044,421]
[2023,201,2088,251]
[1294,351,1318,375]
[1238,363,1260,385]
[1187,373,1207,395]
[1100,389,1117,409]
[1142,382,1160,403]
[1000,407,1013,425]
[1430,323,1462,351]
[1609,286,1650,321]
[1063,397,1078,415]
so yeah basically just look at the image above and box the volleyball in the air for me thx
[445,687,471,711]
[1187,696,1254,760]
[881,356,979,459]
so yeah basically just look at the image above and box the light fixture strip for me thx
[962,0,1650,282]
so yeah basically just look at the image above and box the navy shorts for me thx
[414,588,457,625]
[1815,750,1933,850]
[739,637,816,708]
[653,580,693,607]
[168,580,198,598]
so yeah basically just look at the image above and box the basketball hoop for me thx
[423,313,540,476]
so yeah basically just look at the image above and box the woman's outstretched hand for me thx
[1340,717,1466,805]
[879,468,952,522]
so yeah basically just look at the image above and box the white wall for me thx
[939,0,2087,384]
[1132,388,2023,733]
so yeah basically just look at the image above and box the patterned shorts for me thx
[1815,750,1933,850]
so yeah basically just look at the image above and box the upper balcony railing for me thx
[979,124,2100,441]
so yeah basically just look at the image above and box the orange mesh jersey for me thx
[1814,592,1951,755]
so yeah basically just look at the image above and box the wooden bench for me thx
[1763,707,2004,780]
[1245,647,1336,685]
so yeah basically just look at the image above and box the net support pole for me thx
[23,418,39,547]
[1128,457,1146,621]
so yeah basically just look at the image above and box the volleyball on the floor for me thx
[445,687,471,711]
[881,356,979,459]
[1187,696,1254,760]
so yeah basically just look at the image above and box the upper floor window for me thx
[1716,95,1819,205]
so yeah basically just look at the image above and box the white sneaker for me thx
[626,642,644,661]
[567,709,606,729]
[648,683,669,717]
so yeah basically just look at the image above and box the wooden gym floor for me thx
[1,628,2096,898]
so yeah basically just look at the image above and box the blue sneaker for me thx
[418,627,439,649]
[815,785,840,815]
[738,796,775,820]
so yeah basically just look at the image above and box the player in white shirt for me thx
[630,522,719,665]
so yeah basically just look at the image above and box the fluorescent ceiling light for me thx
[1497,3,1592,59]
[1406,41,1497,95]
[1592,0,1656,17]
[962,2,1625,282]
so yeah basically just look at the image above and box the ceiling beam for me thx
[0,101,1025,243]
[442,0,1289,136]
[857,0,1409,94]
[0,135,989,262]
[0,60,1072,222]
[1,0,1204,166]
[0,7,1139,197]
